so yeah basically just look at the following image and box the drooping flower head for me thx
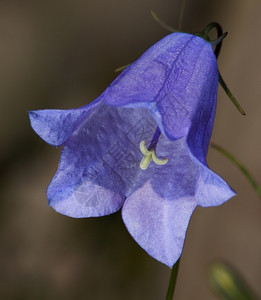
[29,29,235,267]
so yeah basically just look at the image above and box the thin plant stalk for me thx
[211,143,261,199]
[165,259,180,300]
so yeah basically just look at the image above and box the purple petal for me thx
[47,103,158,217]
[195,166,236,207]
[49,179,124,218]
[103,33,218,141]
[146,137,199,200]
[156,37,218,140]
[103,33,190,106]
[28,98,101,146]
[186,65,218,165]
[122,181,197,267]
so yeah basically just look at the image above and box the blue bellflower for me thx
[29,32,235,267]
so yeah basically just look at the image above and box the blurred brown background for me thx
[0,0,261,299]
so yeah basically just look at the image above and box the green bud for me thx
[208,261,258,300]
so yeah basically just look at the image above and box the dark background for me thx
[0,0,261,299]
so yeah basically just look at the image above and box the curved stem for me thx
[212,23,224,59]
[151,10,179,33]
[211,143,261,198]
[178,0,187,30]
[196,22,224,59]
[202,22,222,36]
[165,259,180,300]
[202,22,224,59]
[218,72,246,115]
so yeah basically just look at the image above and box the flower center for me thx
[139,127,168,170]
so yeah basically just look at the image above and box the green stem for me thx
[202,22,222,36]
[165,259,180,300]
[114,64,130,72]
[218,72,246,115]
[195,22,225,59]
[204,22,223,59]
[211,143,261,199]
[178,0,187,30]
[150,10,180,33]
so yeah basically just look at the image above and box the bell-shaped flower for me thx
[29,32,235,267]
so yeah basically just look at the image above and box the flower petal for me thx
[122,181,197,267]
[155,37,218,140]
[147,137,199,200]
[186,66,218,165]
[49,176,125,218]
[47,103,158,217]
[103,33,192,107]
[195,166,236,207]
[104,33,218,142]
[28,99,101,146]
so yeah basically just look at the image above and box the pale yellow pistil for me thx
[139,140,168,170]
